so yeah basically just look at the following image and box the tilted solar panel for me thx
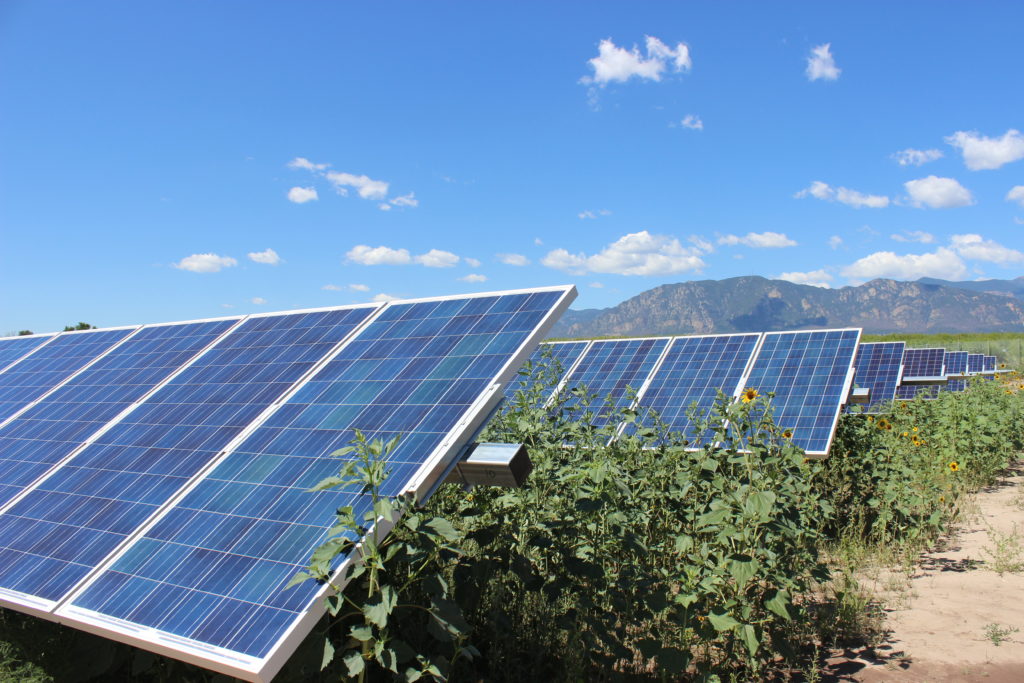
[0,328,138,424]
[846,342,905,414]
[944,379,968,392]
[967,354,984,374]
[558,337,669,431]
[900,348,946,380]
[502,340,590,408]
[895,383,942,400]
[944,351,968,376]
[0,307,377,614]
[739,329,859,455]
[625,333,761,445]
[58,287,572,681]
[983,356,996,373]
[0,335,56,374]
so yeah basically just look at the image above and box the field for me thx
[863,332,1024,370]
[0,364,1022,681]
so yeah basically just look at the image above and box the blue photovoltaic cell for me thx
[983,356,997,373]
[0,320,236,511]
[0,308,374,604]
[0,329,136,424]
[901,348,945,379]
[742,330,859,454]
[944,351,968,376]
[895,383,942,400]
[846,342,906,414]
[502,341,588,407]
[559,338,668,431]
[0,336,54,374]
[71,290,564,660]
[944,379,968,392]
[967,354,984,374]
[627,334,760,445]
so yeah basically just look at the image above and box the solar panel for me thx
[846,342,906,414]
[625,333,761,445]
[502,340,590,408]
[58,287,572,681]
[0,334,56,374]
[895,383,942,400]
[983,356,996,373]
[967,353,984,374]
[944,351,968,376]
[0,308,377,615]
[900,348,946,381]
[944,378,968,392]
[558,337,669,431]
[0,328,138,424]
[738,329,859,455]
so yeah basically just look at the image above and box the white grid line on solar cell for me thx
[56,286,574,682]
[736,328,860,456]
[0,335,58,376]
[0,305,382,618]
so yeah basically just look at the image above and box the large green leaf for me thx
[708,609,739,632]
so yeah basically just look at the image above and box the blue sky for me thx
[2,1,1023,333]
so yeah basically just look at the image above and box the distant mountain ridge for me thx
[551,276,1024,338]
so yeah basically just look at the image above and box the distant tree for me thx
[18,330,32,336]
[63,322,95,331]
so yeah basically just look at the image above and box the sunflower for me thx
[741,388,759,403]
[877,418,891,431]
[939,495,945,503]
[912,426,918,433]
[901,431,909,438]
[782,429,793,439]
[948,461,959,472]
[866,415,874,422]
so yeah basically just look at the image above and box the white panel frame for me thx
[55,286,575,682]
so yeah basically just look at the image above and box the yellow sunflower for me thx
[948,461,959,472]
[741,388,759,403]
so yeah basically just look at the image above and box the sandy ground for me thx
[824,462,1024,682]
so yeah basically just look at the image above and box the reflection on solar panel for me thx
[901,348,945,380]
[944,351,968,376]
[847,342,905,414]
[740,329,859,455]
[945,379,968,392]
[54,287,571,681]
[0,335,55,374]
[967,354,984,374]
[895,383,942,400]
[983,356,996,373]
[503,340,590,407]
[0,328,138,424]
[626,333,760,445]
[559,338,669,431]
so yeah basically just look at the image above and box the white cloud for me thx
[828,235,843,250]
[372,293,398,302]
[890,231,934,244]
[680,114,703,130]
[892,148,943,167]
[542,230,705,276]
[795,181,889,208]
[578,209,612,220]
[325,171,389,200]
[841,247,967,281]
[950,234,1024,264]
[806,43,840,81]
[464,257,482,268]
[349,284,370,292]
[1015,217,1024,226]
[581,36,691,86]
[220,303,234,309]
[248,248,281,265]
[287,157,328,171]
[321,284,342,291]
[251,297,267,305]
[389,192,418,208]
[459,273,487,283]
[945,129,1024,170]
[378,203,392,211]
[778,270,833,288]
[346,245,412,266]
[1006,185,1024,207]
[173,253,238,273]
[589,282,605,288]
[497,253,530,266]
[534,237,543,245]
[717,232,797,248]
[287,186,318,203]
[904,175,974,208]
[688,236,714,253]
[415,249,459,268]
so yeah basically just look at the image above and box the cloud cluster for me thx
[950,233,1024,264]
[581,36,691,86]
[1005,185,1024,207]
[806,43,840,81]
[542,230,705,276]
[346,244,466,269]
[892,148,943,167]
[173,253,238,273]
[680,114,703,130]
[945,129,1024,170]
[248,248,281,265]
[717,232,797,248]
[795,181,890,208]
[287,157,413,208]
[890,231,934,244]
[497,253,530,266]
[904,175,973,208]
[840,233,1022,282]
[778,270,833,288]
[287,186,318,204]
[578,209,611,220]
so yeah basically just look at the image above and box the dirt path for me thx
[826,462,1024,682]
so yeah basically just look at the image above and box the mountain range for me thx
[550,276,1024,338]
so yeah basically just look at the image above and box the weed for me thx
[981,523,1024,575]
[982,622,1019,646]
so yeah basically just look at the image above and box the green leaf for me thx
[342,650,364,677]
[425,516,460,542]
[765,589,792,620]
[744,490,776,517]
[674,534,693,553]
[740,623,760,657]
[729,554,758,586]
[696,507,730,528]
[349,624,373,642]
[364,585,398,628]
[708,609,739,632]
[658,646,691,674]
[321,638,335,670]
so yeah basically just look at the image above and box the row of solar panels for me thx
[503,336,1007,453]
[503,329,862,456]
[0,286,574,682]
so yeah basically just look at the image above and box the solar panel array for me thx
[0,334,56,374]
[503,340,590,408]
[0,287,574,682]
[846,342,905,414]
